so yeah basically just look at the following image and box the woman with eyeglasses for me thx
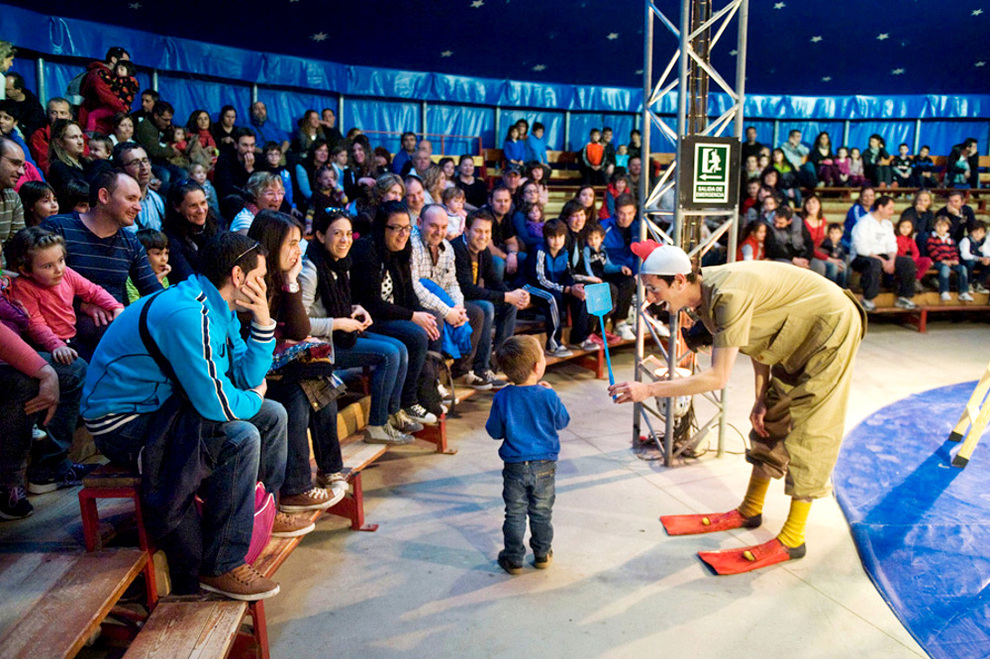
[300,208,417,443]
[163,179,222,282]
[230,171,286,235]
[246,210,345,515]
[349,200,441,425]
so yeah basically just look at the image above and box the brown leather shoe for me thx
[200,564,280,601]
[280,486,342,512]
[272,511,315,538]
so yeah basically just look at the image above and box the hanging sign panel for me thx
[677,136,740,210]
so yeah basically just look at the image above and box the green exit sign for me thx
[693,143,731,204]
[677,135,740,211]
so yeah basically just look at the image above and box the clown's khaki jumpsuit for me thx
[696,261,867,499]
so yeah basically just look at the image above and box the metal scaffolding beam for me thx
[635,0,749,466]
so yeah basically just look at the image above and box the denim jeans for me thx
[334,332,407,426]
[936,262,969,294]
[462,299,517,374]
[373,319,429,408]
[267,379,341,495]
[0,353,86,486]
[96,398,288,590]
[501,460,556,563]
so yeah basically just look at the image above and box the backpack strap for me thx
[139,291,187,399]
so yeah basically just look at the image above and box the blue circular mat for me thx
[834,381,990,659]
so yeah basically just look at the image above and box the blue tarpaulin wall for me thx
[4,3,988,155]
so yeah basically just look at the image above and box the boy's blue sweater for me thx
[525,134,548,164]
[526,244,573,292]
[601,216,640,274]
[486,384,570,462]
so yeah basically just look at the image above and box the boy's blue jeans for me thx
[501,460,556,564]
[937,262,969,294]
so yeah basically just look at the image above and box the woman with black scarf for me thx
[349,200,441,426]
[163,179,222,282]
[300,208,418,444]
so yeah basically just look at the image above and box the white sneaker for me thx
[545,345,573,358]
[365,423,414,445]
[860,297,876,311]
[959,291,974,302]
[896,297,918,310]
[578,338,598,351]
[391,410,423,434]
[972,283,988,294]
[437,383,454,400]
[461,371,493,390]
[615,323,636,341]
[31,425,47,441]
[940,292,952,302]
[404,404,438,425]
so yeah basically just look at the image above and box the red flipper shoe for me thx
[660,510,762,536]
[697,538,806,575]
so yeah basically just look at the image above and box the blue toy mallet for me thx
[584,282,617,389]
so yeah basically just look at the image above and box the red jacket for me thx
[28,125,51,175]
[78,61,128,133]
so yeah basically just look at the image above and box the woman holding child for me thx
[300,208,417,444]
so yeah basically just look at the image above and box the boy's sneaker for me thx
[972,282,988,294]
[27,462,98,495]
[959,291,974,302]
[461,371,493,390]
[403,404,437,425]
[437,384,454,401]
[895,297,918,310]
[478,370,509,389]
[390,410,424,434]
[0,486,33,520]
[860,297,876,311]
[316,471,349,496]
[534,549,554,569]
[615,322,636,341]
[279,486,342,513]
[364,423,414,445]
[31,425,47,441]
[497,552,524,575]
[578,338,599,351]
[940,292,952,302]
[272,512,316,538]
[545,345,573,359]
[200,564,280,601]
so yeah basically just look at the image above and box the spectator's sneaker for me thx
[860,297,876,311]
[437,384,455,402]
[280,486,342,513]
[972,283,988,294]
[497,552,524,575]
[959,291,974,302]
[390,410,424,434]
[914,280,925,294]
[940,292,952,302]
[316,471,349,497]
[896,297,918,310]
[365,423,414,445]
[31,425,47,441]
[534,549,553,569]
[461,371,493,390]
[272,512,316,538]
[200,564,280,601]
[0,486,33,520]
[478,370,509,389]
[403,404,438,425]
[615,322,636,341]
[545,345,573,359]
[578,338,599,351]
[28,462,98,495]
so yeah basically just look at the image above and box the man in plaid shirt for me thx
[411,204,504,389]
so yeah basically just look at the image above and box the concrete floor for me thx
[266,321,989,659]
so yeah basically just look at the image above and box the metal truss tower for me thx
[635,0,750,466]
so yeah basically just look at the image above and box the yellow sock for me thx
[777,499,813,548]
[737,475,771,518]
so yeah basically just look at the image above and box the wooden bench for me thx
[0,549,149,658]
[864,291,990,332]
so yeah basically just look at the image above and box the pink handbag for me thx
[246,482,276,565]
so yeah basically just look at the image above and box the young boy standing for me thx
[486,335,570,574]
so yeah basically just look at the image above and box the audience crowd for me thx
[0,45,986,601]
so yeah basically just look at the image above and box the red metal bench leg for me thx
[326,472,378,532]
[919,309,927,332]
[414,417,456,454]
[78,491,101,552]
[251,601,270,659]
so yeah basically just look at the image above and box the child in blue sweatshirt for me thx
[486,335,570,574]
[524,218,593,357]
[582,222,636,341]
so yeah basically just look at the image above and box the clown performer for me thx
[608,241,866,575]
